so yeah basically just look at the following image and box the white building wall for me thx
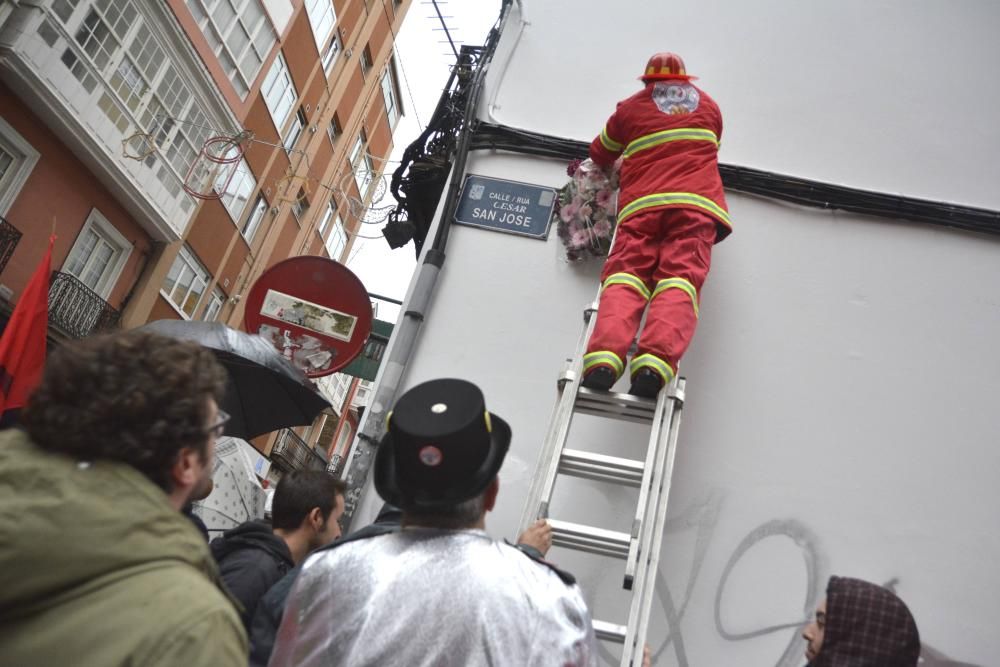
[355,2,1000,665]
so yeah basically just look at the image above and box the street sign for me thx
[454,174,556,239]
[244,257,373,378]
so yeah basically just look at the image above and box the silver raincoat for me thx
[268,527,596,666]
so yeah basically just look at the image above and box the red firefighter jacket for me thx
[589,82,731,243]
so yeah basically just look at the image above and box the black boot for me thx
[581,366,616,391]
[628,368,663,399]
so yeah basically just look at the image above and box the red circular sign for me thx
[244,256,373,377]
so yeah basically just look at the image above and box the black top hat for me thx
[374,378,511,510]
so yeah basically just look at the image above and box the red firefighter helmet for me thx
[640,52,696,82]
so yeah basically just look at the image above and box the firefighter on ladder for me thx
[581,52,732,398]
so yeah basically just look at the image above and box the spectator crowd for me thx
[0,331,920,666]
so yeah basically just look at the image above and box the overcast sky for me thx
[346,1,502,323]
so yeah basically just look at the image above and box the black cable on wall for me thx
[469,122,1000,238]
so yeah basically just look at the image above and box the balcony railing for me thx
[272,429,328,472]
[0,216,22,276]
[48,271,120,339]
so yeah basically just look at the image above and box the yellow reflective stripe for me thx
[599,126,624,153]
[583,351,624,376]
[652,277,699,318]
[618,192,731,228]
[631,354,675,386]
[602,272,651,300]
[623,127,719,158]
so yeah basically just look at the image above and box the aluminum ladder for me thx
[519,302,686,667]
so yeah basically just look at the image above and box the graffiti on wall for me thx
[596,492,981,666]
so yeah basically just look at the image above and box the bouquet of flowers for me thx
[552,158,619,262]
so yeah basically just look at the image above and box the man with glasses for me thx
[0,330,247,666]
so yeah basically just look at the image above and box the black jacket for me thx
[210,521,293,630]
[248,508,403,667]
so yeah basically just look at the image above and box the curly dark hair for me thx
[22,330,227,491]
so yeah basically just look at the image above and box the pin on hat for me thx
[374,378,511,510]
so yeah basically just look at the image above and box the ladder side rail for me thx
[620,378,686,666]
[618,390,677,666]
[621,387,673,590]
[518,302,599,532]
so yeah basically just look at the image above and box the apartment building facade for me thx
[0,0,409,466]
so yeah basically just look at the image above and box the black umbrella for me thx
[138,320,331,440]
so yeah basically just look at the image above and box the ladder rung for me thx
[574,387,657,424]
[549,518,631,559]
[593,619,627,643]
[559,448,644,487]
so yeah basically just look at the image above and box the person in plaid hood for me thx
[802,576,920,666]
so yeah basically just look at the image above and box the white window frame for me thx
[350,130,374,198]
[218,157,256,223]
[0,117,40,217]
[261,52,298,139]
[200,286,226,321]
[320,29,342,72]
[291,187,310,220]
[359,44,372,77]
[242,192,268,242]
[185,0,276,98]
[304,0,340,72]
[324,212,347,261]
[333,420,352,456]
[161,245,211,319]
[50,4,217,213]
[380,60,401,128]
[327,113,342,145]
[62,208,133,300]
[283,106,306,151]
[351,380,372,409]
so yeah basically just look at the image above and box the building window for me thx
[317,198,347,261]
[201,287,226,321]
[218,157,256,222]
[328,112,342,145]
[242,193,268,242]
[349,130,374,198]
[334,420,353,456]
[283,107,307,151]
[360,44,373,77]
[321,31,342,72]
[0,117,40,216]
[50,5,217,214]
[304,0,340,71]
[62,209,133,299]
[352,380,372,408]
[261,53,298,140]
[380,60,400,128]
[292,188,310,219]
[186,0,276,98]
[318,372,352,415]
[162,245,210,318]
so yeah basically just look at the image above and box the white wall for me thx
[355,2,1000,664]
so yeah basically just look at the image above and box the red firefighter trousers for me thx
[584,207,716,386]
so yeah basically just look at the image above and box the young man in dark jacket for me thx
[802,575,920,666]
[211,469,345,629]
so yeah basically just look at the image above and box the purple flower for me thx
[593,220,612,238]
[570,230,589,247]
[566,158,583,176]
[559,202,579,223]
[596,189,612,209]
[579,204,593,220]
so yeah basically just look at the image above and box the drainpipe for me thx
[340,1,515,528]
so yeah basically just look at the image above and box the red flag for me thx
[0,234,55,417]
